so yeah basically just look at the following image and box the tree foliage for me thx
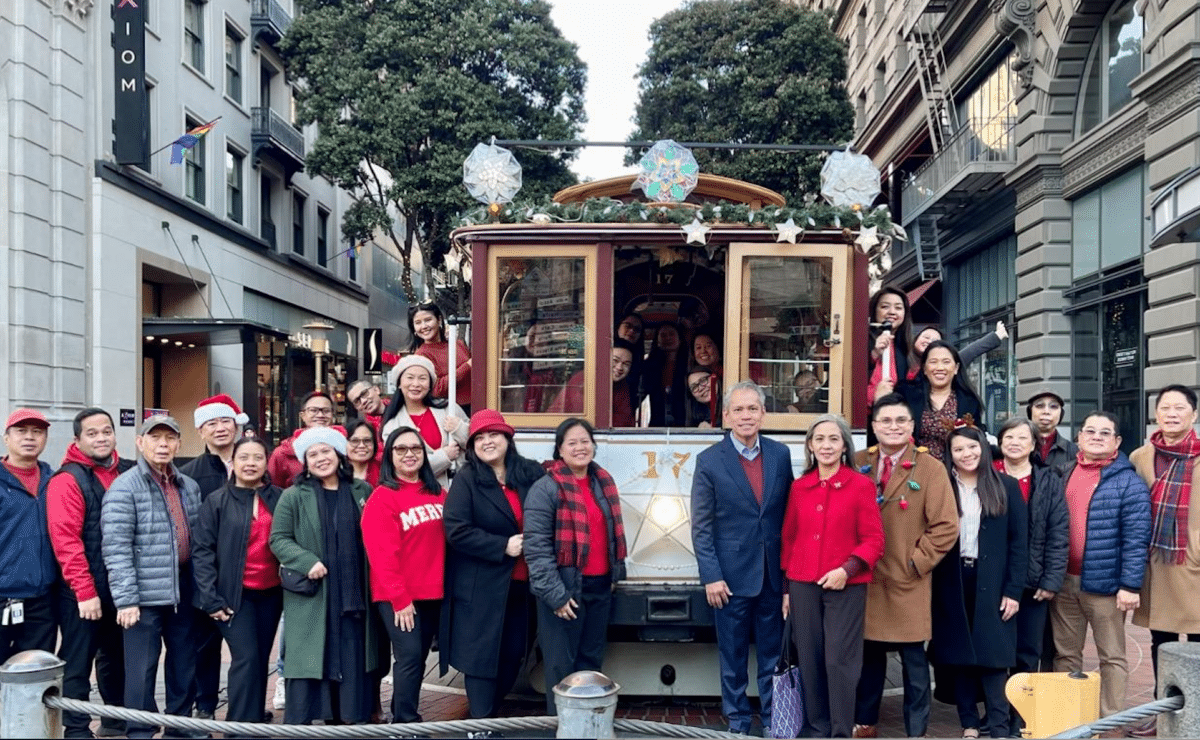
[627,0,854,201]
[282,0,586,300]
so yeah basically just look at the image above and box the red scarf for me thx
[547,459,627,570]
[1149,429,1200,565]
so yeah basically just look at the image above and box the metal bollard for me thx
[553,670,620,739]
[0,649,65,739]
[1157,641,1200,739]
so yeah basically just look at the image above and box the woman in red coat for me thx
[782,414,885,738]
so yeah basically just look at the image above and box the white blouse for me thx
[955,470,982,559]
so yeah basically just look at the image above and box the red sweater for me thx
[242,498,280,589]
[1065,453,1112,576]
[46,445,126,602]
[416,339,472,407]
[362,480,448,610]
[782,465,885,585]
[579,476,610,576]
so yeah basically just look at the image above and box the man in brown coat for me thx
[852,393,959,739]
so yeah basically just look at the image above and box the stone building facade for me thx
[2,0,413,458]
[809,0,1200,448]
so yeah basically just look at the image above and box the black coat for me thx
[192,483,283,614]
[1025,464,1069,593]
[930,476,1027,669]
[179,451,230,500]
[438,456,545,678]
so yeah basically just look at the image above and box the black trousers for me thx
[537,574,612,715]
[57,590,126,737]
[790,581,866,738]
[0,590,57,664]
[194,607,223,714]
[953,665,1010,738]
[218,587,282,723]
[379,600,441,723]
[1010,587,1050,734]
[122,567,197,739]
[856,640,931,737]
[464,580,531,718]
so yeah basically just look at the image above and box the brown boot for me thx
[853,725,878,738]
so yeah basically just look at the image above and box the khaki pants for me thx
[1050,574,1128,717]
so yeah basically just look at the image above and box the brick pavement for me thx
[77,620,1159,738]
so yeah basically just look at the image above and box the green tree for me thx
[627,0,854,200]
[282,0,585,301]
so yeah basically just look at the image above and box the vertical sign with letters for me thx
[113,0,149,166]
[363,328,383,374]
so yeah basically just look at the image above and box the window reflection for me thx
[497,257,587,414]
[741,256,833,414]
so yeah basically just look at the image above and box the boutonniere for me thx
[867,445,879,454]
[860,464,873,474]
[899,497,909,510]
[900,460,914,470]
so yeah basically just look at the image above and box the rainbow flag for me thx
[169,119,219,165]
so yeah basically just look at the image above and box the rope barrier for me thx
[1048,694,1184,739]
[43,695,745,738]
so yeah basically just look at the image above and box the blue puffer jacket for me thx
[0,460,57,599]
[1066,453,1151,596]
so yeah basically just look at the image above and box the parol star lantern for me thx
[633,139,700,203]
[463,142,523,213]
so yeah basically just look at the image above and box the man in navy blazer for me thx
[691,380,794,734]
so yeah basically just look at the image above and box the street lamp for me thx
[303,320,335,391]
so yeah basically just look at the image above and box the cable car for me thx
[451,169,878,696]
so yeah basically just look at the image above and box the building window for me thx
[1071,166,1145,279]
[184,117,206,204]
[184,0,205,73]
[292,193,306,255]
[1077,0,1143,134]
[261,175,277,249]
[957,52,1017,149]
[349,244,358,281]
[226,148,244,224]
[317,208,330,267]
[225,27,242,103]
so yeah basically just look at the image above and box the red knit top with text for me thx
[362,479,448,610]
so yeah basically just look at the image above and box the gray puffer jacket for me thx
[101,458,201,609]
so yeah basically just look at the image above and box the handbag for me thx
[279,566,320,596]
[770,611,805,739]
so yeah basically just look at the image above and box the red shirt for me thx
[503,484,529,581]
[362,479,448,610]
[781,465,885,585]
[993,460,1032,503]
[3,459,41,497]
[415,339,472,406]
[578,476,610,576]
[152,469,190,564]
[1065,454,1113,576]
[411,409,443,451]
[46,444,127,601]
[1039,431,1058,466]
[242,496,280,589]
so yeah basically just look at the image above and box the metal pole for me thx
[553,671,620,739]
[447,323,457,413]
[1157,641,1200,738]
[1,650,65,739]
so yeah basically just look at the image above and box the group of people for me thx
[2,289,1197,740]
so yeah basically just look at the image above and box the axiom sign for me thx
[113,0,149,166]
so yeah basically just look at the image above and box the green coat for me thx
[269,478,379,680]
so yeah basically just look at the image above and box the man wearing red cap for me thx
[47,407,136,738]
[0,408,59,663]
[181,394,249,721]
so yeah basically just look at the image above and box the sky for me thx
[547,0,687,182]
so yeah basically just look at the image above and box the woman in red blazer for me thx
[782,414,885,738]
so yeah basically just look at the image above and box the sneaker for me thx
[273,678,286,710]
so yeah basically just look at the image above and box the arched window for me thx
[1076,0,1143,134]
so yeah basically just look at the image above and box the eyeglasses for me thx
[688,379,710,393]
[349,389,374,407]
[391,444,425,456]
[875,416,912,427]
[348,437,374,447]
[303,407,333,416]
[1081,428,1116,439]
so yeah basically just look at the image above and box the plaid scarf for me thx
[1149,429,1200,565]
[547,459,627,570]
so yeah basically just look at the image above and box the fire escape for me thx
[905,0,954,282]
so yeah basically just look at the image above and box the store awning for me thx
[906,279,939,306]
[142,318,288,348]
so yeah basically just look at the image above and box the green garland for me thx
[458,196,897,234]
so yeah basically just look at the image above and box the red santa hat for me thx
[194,394,250,428]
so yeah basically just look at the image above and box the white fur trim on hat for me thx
[294,426,348,462]
[193,394,250,428]
[389,354,437,386]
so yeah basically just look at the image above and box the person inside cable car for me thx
[546,340,639,427]
[787,369,825,414]
[686,367,717,428]
[643,322,689,427]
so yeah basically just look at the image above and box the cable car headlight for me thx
[648,496,685,530]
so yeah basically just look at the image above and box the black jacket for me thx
[192,483,283,614]
[179,451,230,500]
[1037,432,1079,477]
[439,456,546,678]
[930,476,1028,669]
[1025,464,1069,593]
